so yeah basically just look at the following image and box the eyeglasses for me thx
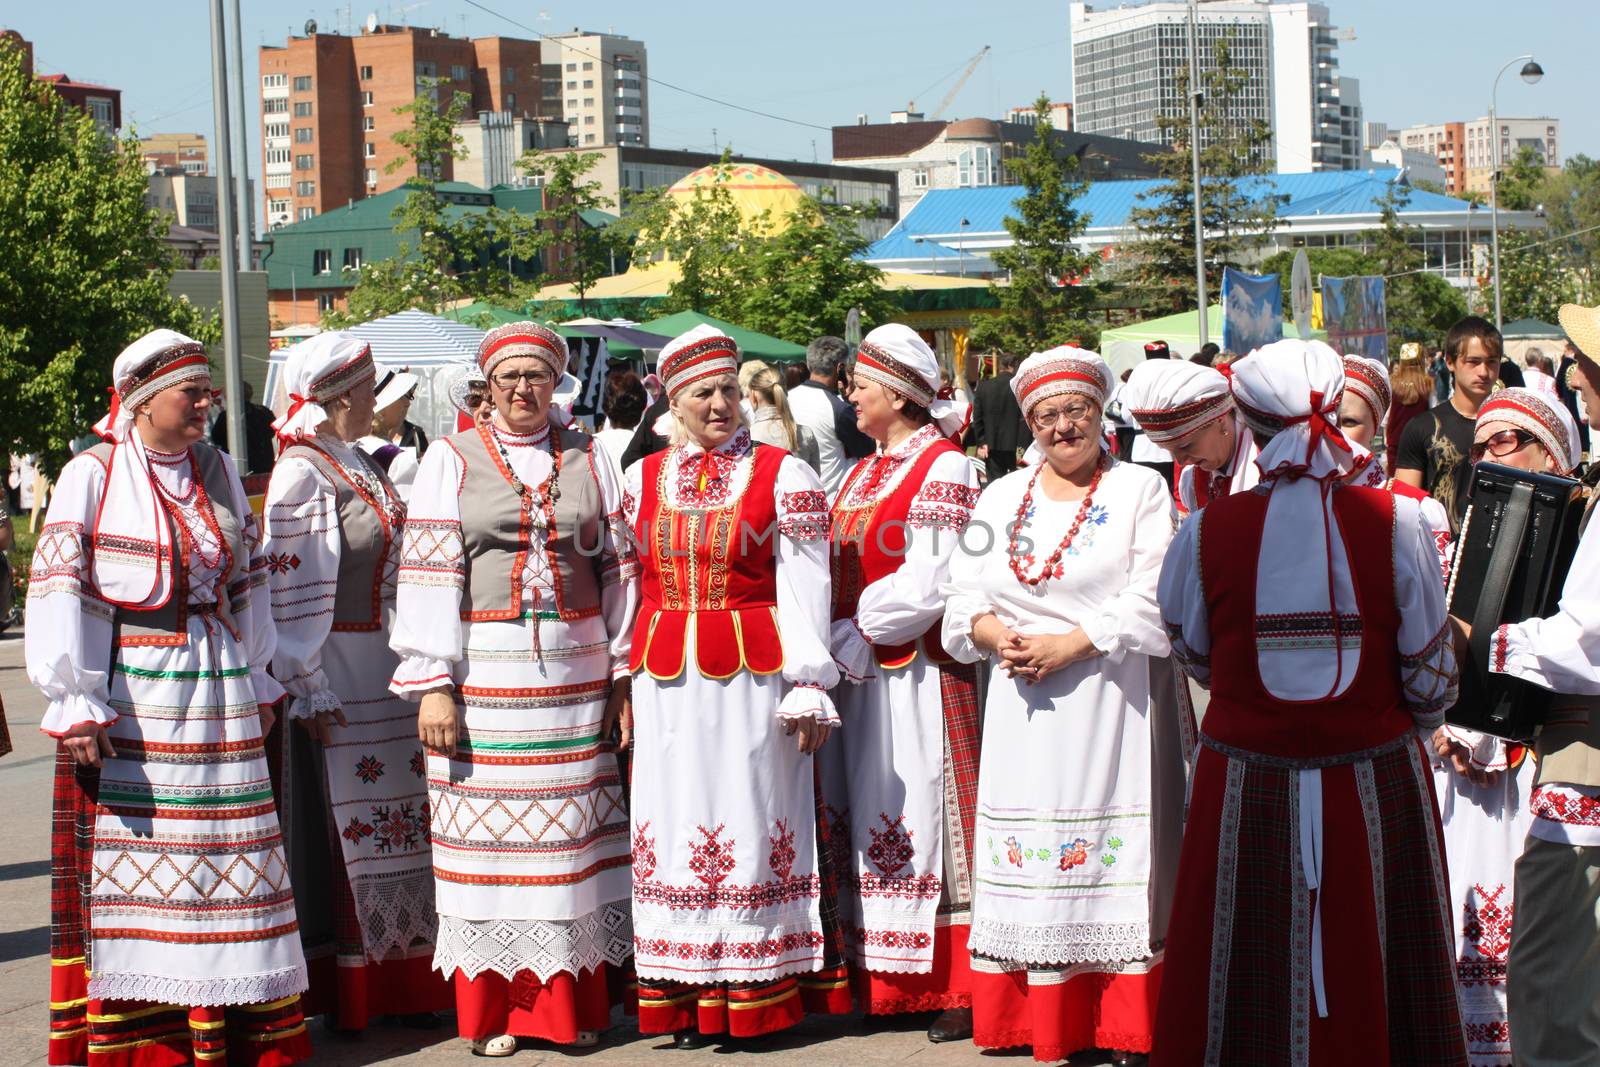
[1471,429,1537,461]
[463,392,486,408]
[491,369,554,389]
[1028,401,1096,431]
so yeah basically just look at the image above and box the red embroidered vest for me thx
[629,443,786,680]
[1198,485,1413,759]
[830,439,960,669]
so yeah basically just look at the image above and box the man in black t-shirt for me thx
[1395,316,1505,533]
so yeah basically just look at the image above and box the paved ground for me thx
[0,631,1135,1066]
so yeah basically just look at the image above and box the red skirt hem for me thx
[451,965,617,1044]
[301,952,452,1031]
[851,922,974,1015]
[636,967,851,1038]
[971,963,1160,1062]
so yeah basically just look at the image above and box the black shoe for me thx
[674,1030,710,1050]
[926,1007,973,1043]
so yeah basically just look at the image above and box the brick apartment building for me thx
[140,132,209,174]
[1399,122,1466,194]
[2,28,121,135]
[258,24,548,231]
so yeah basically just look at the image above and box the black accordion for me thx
[1444,461,1586,741]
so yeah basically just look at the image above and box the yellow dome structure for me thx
[665,162,809,235]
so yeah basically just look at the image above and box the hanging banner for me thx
[1320,275,1388,361]
[1221,267,1283,358]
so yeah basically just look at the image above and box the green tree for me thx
[1525,154,1600,305]
[0,39,216,473]
[1497,229,1577,323]
[728,200,896,343]
[1127,35,1286,314]
[630,153,751,315]
[511,149,624,314]
[1496,145,1549,212]
[1365,181,1465,343]
[969,94,1101,354]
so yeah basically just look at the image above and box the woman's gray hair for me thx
[806,336,850,378]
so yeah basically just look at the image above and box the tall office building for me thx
[1069,0,1361,173]
[258,23,547,230]
[542,30,649,147]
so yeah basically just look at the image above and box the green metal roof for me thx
[261,182,547,292]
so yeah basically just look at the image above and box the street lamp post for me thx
[1489,54,1544,330]
[1187,0,1207,345]
[959,217,970,279]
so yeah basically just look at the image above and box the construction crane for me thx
[931,45,990,119]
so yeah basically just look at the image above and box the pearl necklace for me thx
[1007,452,1108,587]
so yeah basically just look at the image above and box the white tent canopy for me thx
[265,309,483,443]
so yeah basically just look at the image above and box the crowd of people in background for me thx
[17,304,1600,1067]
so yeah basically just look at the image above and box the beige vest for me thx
[1533,486,1600,787]
[450,423,603,622]
[279,440,397,631]
[89,442,247,648]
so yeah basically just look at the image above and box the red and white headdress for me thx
[1342,355,1391,426]
[1010,346,1114,421]
[1120,359,1234,445]
[274,331,375,441]
[479,321,568,380]
[1475,387,1581,475]
[854,323,969,437]
[91,329,216,610]
[657,324,740,399]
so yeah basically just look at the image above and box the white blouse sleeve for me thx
[772,455,841,725]
[590,437,638,680]
[833,452,980,680]
[1079,467,1174,663]
[25,454,117,736]
[219,450,282,706]
[939,478,1010,665]
[389,439,467,697]
[385,446,420,503]
[262,455,341,719]
[1395,496,1459,727]
[1157,511,1211,686]
[1489,513,1600,695]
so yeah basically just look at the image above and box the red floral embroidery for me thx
[1493,624,1511,673]
[354,754,385,784]
[866,813,914,878]
[635,930,825,962]
[781,490,827,514]
[850,927,934,951]
[409,750,426,778]
[688,824,737,887]
[633,875,821,911]
[769,819,797,880]
[369,802,425,853]
[1058,837,1093,870]
[1461,883,1513,969]
[633,821,658,881]
[265,551,300,574]
[1531,786,1600,826]
[854,872,941,900]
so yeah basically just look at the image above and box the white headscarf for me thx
[1010,346,1115,419]
[273,331,374,441]
[1229,339,1362,701]
[1120,359,1234,444]
[854,323,969,437]
[439,361,488,417]
[1342,355,1392,426]
[91,329,214,610]
[657,324,740,399]
[1474,387,1582,475]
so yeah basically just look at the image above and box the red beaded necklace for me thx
[1007,452,1109,587]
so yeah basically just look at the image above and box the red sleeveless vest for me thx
[629,443,786,681]
[829,438,960,669]
[1198,485,1414,758]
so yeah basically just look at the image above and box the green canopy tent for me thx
[1099,304,1327,377]
[639,310,807,364]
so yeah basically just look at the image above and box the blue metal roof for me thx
[890,169,1481,242]
[863,230,967,260]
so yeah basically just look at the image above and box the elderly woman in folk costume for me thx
[1428,389,1584,1067]
[27,330,310,1066]
[261,333,450,1033]
[439,362,492,432]
[388,321,635,1057]
[1119,358,1259,517]
[820,324,982,1042]
[1153,340,1466,1066]
[623,325,843,1048]
[941,348,1186,1065]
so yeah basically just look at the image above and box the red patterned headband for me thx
[854,341,936,407]
[661,336,739,398]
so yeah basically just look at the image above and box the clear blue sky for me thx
[8,1,1596,183]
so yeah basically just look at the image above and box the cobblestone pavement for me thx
[0,631,1130,1065]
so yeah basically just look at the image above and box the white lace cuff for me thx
[288,687,343,721]
[830,618,877,684]
[777,682,840,727]
[1438,724,1508,772]
[39,691,119,738]
[390,656,456,699]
